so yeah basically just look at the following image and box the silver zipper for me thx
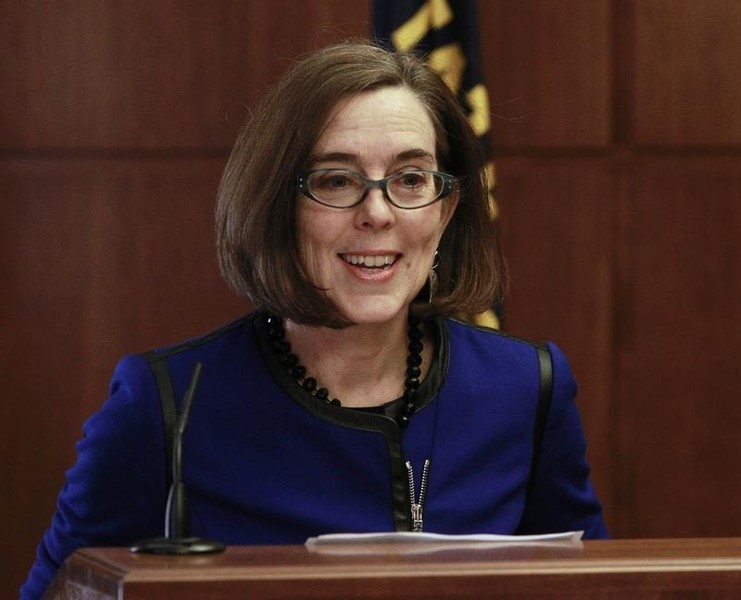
[405,458,431,532]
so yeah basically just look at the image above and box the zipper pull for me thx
[411,502,423,532]
[405,459,431,532]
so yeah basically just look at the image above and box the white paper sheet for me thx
[306,530,584,546]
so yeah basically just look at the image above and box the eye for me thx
[310,170,365,193]
[396,171,428,188]
[315,172,350,189]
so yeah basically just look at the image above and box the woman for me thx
[22,41,607,599]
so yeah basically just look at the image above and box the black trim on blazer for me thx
[141,357,176,499]
[139,315,255,497]
[530,344,554,497]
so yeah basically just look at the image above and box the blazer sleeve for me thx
[20,354,168,600]
[518,342,609,539]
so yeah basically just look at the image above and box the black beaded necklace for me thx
[265,313,424,428]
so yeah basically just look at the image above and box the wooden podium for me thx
[47,538,741,599]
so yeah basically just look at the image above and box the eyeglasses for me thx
[297,169,455,210]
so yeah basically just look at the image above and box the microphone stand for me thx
[131,362,225,554]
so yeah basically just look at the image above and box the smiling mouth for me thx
[340,254,398,268]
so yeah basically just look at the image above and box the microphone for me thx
[131,362,225,554]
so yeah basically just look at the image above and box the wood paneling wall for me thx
[2,1,740,596]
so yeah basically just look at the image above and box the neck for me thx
[284,317,411,408]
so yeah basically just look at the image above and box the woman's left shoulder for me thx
[444,316,560,355]
[443,317,576,389]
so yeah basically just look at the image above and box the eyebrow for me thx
[310,148,436,166]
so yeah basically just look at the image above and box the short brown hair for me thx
[216,41,506,327]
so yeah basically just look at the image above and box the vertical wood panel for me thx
[615,157,741,537]
[479,0,612,148]
[632,0,741,146]
[1,162,94,595]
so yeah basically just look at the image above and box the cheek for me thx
[401,214,448,275]
[415,208,451,251]
[297,206,344,283]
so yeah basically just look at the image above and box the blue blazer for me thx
[22,312,608,598]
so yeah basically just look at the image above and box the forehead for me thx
[312,87,436,161]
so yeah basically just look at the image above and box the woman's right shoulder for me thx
[138,312,258,362]
[104,312,259,412]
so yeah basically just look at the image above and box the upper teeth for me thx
[343,254,396,267]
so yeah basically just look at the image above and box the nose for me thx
[354,186,395,229]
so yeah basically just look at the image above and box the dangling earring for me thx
[427,250,440,303]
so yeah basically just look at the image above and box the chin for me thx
[335,300,411,327]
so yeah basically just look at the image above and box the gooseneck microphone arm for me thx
[164,361,200,540]
[131,362,225,554]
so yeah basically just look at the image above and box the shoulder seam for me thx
[446,317,542,348]
[140,313,254,363]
